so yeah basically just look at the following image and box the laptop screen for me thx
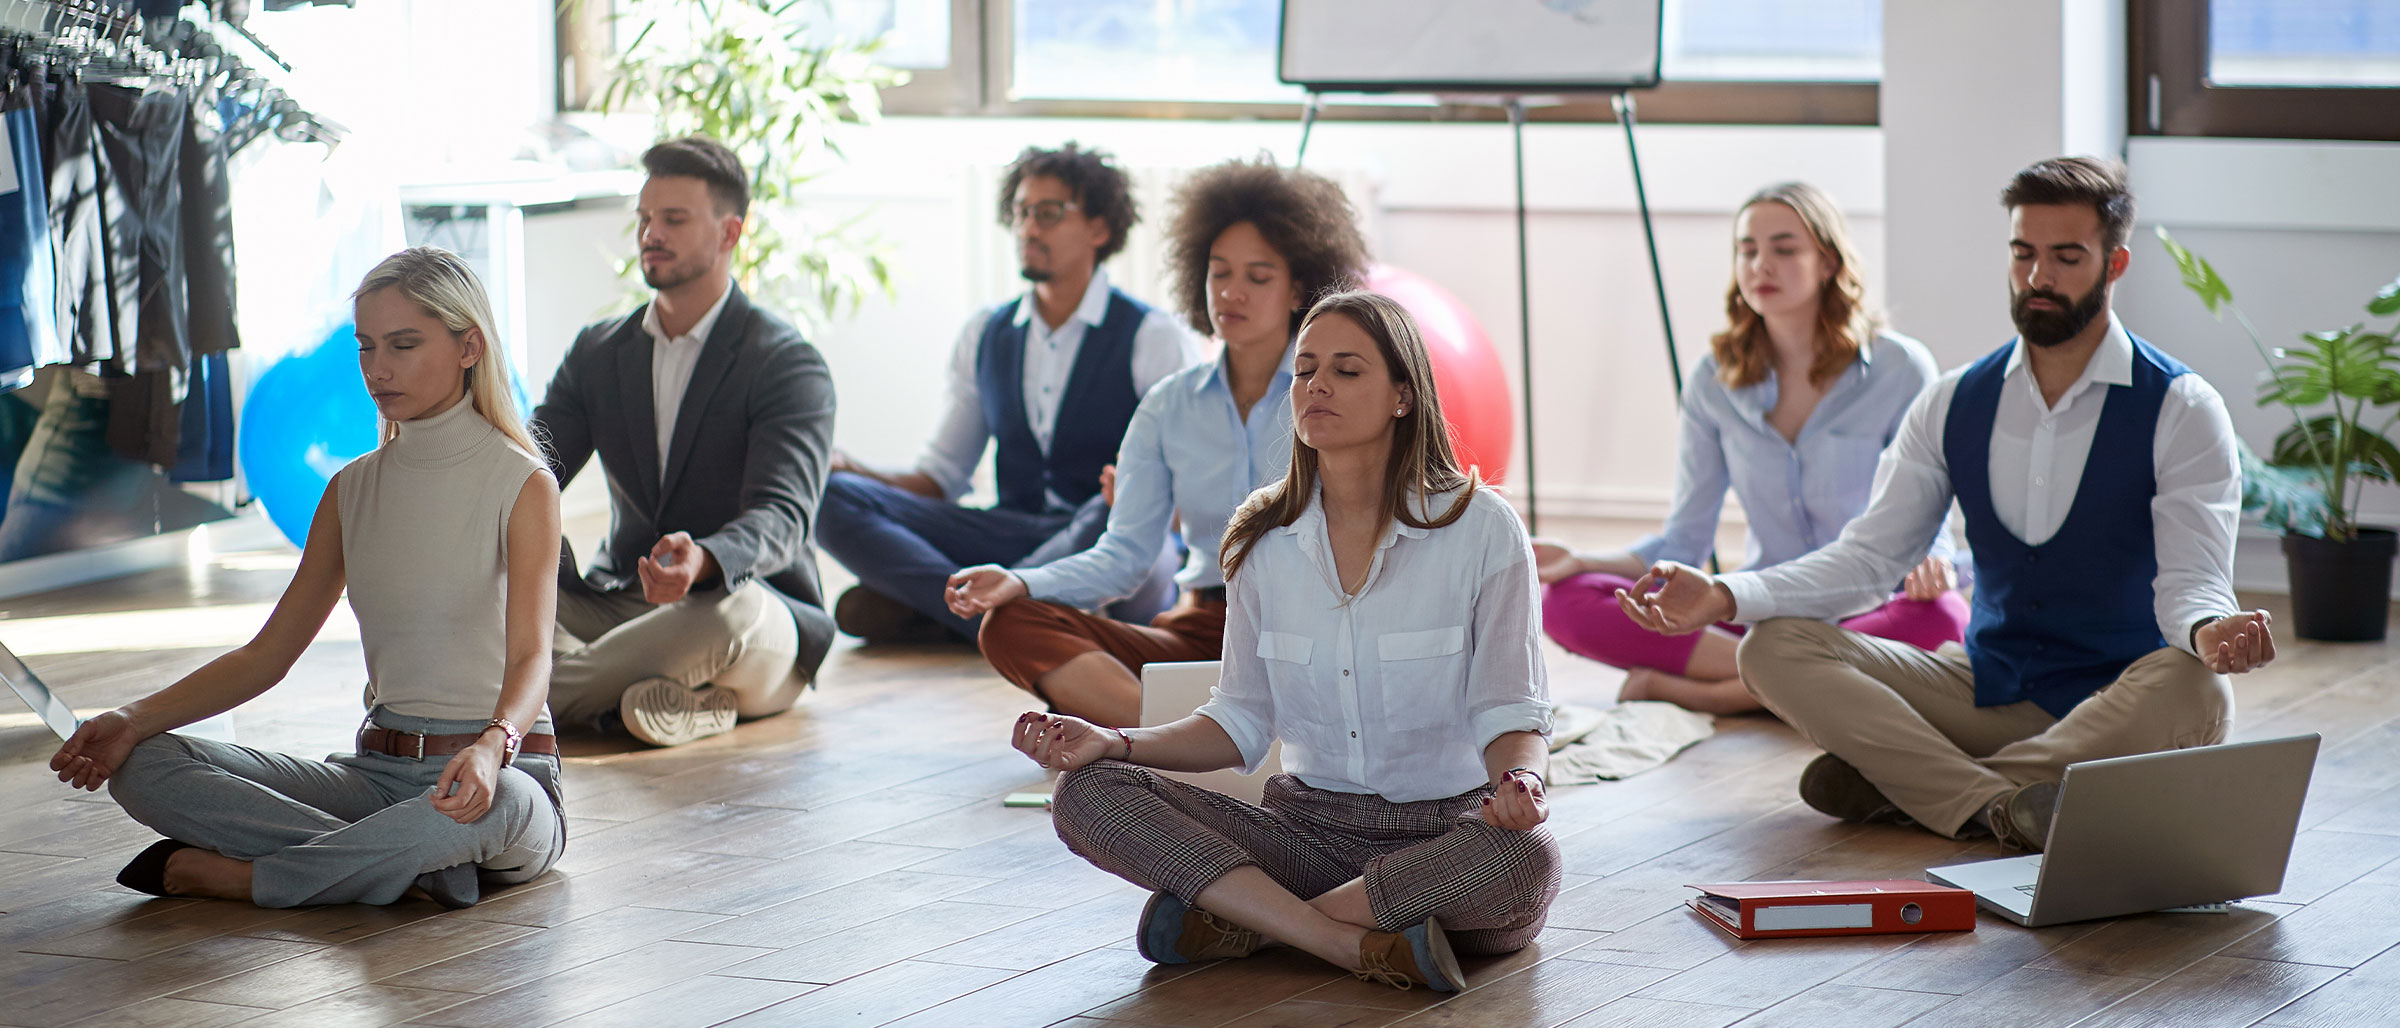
[0,640,80,741]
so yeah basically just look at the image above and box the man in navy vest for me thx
[820,143,1199,643]
[1615,157,2276,851]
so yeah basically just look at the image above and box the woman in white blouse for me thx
[1013,290,1558,993]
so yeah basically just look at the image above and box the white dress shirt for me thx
[1722,316,2242,654]
[1196,485,1553,803]
[644,283,735,479]
[915,267,1203,504]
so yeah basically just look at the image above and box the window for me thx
[872,0,1875,124]
[1665,0,1881,83]
[2208,0,2400,87]
[2135,0,2400,141]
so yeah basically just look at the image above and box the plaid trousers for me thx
[1051,761,1562,955]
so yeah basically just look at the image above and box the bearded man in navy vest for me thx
[1616,157,2277,851]
[821,143,1201,644]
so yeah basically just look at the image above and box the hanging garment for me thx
[179,97,237,357]
[0,83,61,390]
[168,351,232,481]
[41,76,126,370]
[87,83,187,385]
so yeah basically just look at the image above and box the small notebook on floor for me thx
[1686,879,1977,939]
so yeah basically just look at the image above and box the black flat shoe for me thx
[116,838,194,896]
[414,862,481,909]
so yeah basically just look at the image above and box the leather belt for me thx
[357,726,558,760]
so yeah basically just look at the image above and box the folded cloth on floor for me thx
[1548,701,1716,783]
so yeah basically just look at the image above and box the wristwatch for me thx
[485,717,525,766]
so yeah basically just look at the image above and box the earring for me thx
[1394,406,1405,417]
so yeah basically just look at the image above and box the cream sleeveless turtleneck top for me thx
[335,398,550,722]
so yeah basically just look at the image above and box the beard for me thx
[641,251,709,291]
[1017,264,1053,283]
[2010,277,2109,347]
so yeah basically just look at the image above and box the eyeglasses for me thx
[1009,199,1081,228]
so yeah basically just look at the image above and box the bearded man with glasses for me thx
[821,142,1201,645]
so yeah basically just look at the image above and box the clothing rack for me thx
[0,0,340,148]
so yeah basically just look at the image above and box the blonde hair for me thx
[1219,290,1478,582]
[351,247,538,456]
[1710,182,1882,390]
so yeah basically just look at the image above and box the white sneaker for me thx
[619,677,738,747]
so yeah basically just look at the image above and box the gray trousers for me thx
[108,709,565,908]
[548,579,803,724]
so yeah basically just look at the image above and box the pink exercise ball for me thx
[1364,265,1515,484]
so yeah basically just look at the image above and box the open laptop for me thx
[0,637,81,741]
[1926,734,2320,927]
[1140,660,1283,805]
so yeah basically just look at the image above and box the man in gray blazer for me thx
[532,137,838,747]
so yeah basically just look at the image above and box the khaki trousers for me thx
[548,580,804,724]
[1738,617,2233,836]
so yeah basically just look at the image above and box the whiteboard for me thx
[1279,0,1662,92]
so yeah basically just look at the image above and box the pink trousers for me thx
[1543,571,1969,674]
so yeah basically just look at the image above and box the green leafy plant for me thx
[598,0,905,332]
[2159,227,2400,541]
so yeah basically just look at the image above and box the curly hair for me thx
[1711,182,1882,390]
[1162,156,1372,338]
[995,142,1138,265]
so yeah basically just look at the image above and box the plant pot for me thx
[2282,528,2397,642]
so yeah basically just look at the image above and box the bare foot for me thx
[1618,667,1657,703]
[161,848,256,901]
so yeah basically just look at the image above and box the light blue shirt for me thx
[1012,343,1296,609]
[1634,332,1958,582]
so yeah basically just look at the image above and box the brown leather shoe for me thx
[1354,916,1465,992]
[1136,891,1262,964]
[1798,753,1913,825]
[1984,781,2062,852]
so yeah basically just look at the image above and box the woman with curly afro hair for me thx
[946,155,1370,727]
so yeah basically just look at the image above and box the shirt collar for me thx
[642,281,735,346]
[1196,336,1297,396]
[1722,335,1878,423]
[2003,312,2133,392]
[1012,266,1114,331]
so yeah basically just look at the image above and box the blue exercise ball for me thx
[240,323,379,548]
[239,322,538,548]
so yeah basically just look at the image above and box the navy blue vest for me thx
[1944,334,2187,717]
[976,288,1148,514]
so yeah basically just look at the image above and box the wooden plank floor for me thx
[1,542,2395,1027]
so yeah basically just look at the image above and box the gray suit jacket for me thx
[533,285,837,672]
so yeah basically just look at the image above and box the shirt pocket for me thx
[1256,631,1333,727]
[1376,625,1467,731]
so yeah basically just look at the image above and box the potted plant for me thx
[2159,228,2400,641]
[598,0,904,333]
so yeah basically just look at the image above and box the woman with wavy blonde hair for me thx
[1532,182,1967,714]
[50,247,566,910]
[1011,291,1560,994]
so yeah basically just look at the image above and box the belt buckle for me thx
[408,730,425,760]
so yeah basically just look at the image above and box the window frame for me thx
[2132,0,2400,142]
[874,0,1876,126]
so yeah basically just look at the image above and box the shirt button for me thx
[2034,476,2047,487]
[1350,731,1358,738]
[1342,669,1350,677]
